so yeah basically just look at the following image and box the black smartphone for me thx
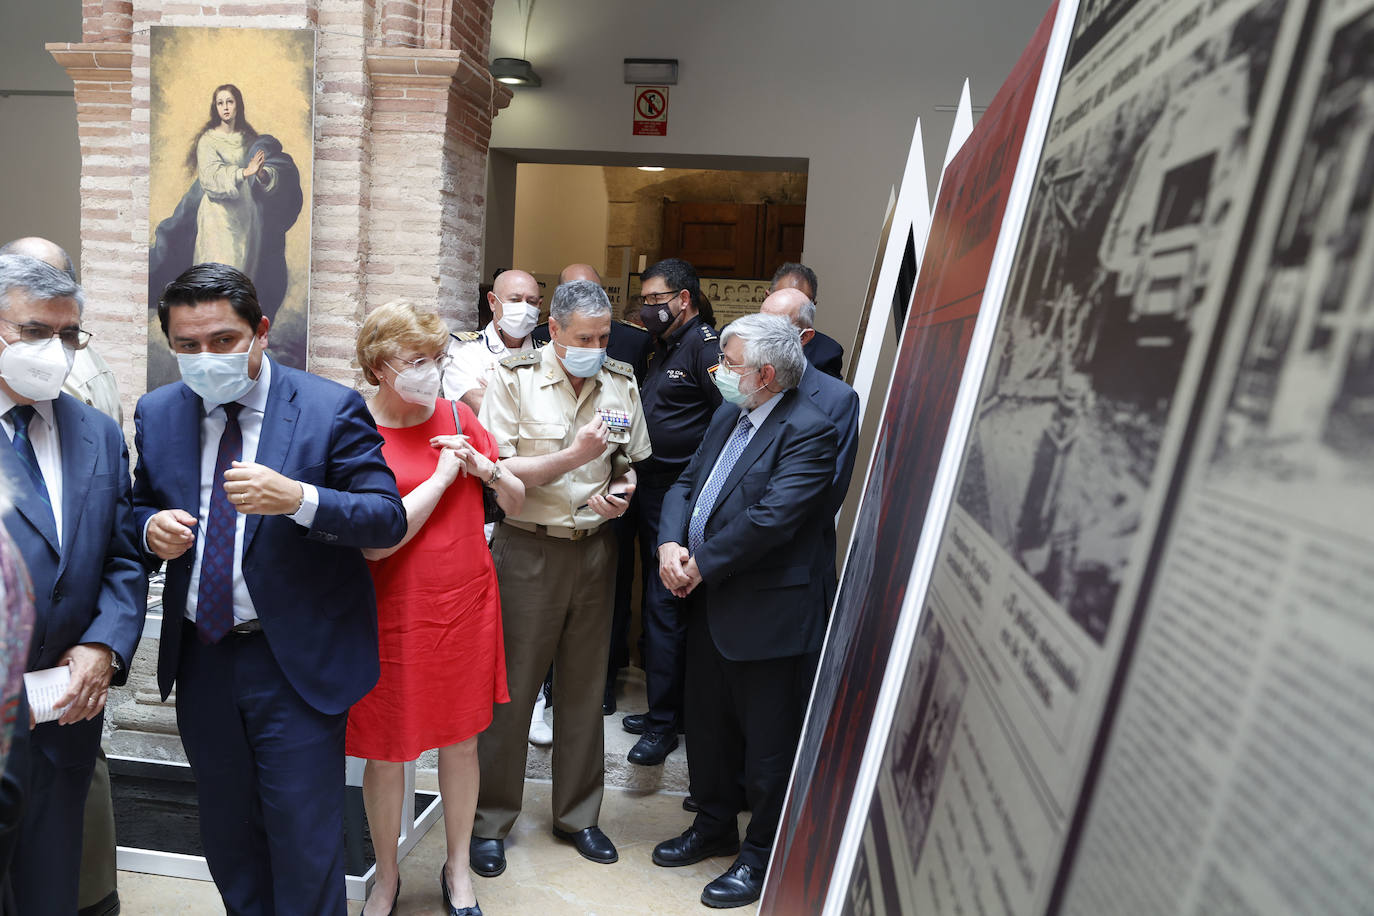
[577,491,629,511]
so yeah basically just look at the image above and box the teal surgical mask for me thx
[712,365,760,407]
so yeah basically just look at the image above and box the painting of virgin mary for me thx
[146,27,314,386]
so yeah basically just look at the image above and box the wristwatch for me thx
[109,648,122,673]
[487,463,503,487]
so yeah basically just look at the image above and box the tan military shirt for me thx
[480,344,652,530]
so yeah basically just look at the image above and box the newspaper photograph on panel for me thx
[146,26,314,388]
[762,7,1059,911]
[1058,1,1374,912]
[837,0,1309,911]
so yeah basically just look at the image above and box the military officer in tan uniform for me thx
[471,279,652,877]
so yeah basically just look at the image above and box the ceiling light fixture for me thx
[637,166,665,172]
[490,57,541,87]
[624,59,679,85]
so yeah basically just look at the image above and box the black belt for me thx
[183,617,262,637]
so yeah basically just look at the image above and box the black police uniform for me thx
[636,313,723,737]
[532,318,651,709]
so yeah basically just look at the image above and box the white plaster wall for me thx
[486,0,1050,346]
[0,0,82,270]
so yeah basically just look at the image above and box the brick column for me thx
[45,42,139,425]
[364,47,509,327]
[52,0,508,760]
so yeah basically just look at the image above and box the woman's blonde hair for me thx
[356,299,450,386]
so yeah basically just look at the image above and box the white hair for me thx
[720,313,805,390]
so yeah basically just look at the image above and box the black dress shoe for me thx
[651,827,740,867]
[78,891,120,916]
[551,825,618,864]
[468,837,506,877]
[627,730,679,765]
[682,795,700,812]
[701,861,763,908]
[602,684,617,715]
[622,712,647,734]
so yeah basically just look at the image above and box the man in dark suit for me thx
[133,263,406,914]
[651,314,838,908]
[1,235,125,916]
[770,262,845,379]
[0,255,145,916]
[761,286,861,585]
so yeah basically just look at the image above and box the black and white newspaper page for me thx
[849,0,1311,912]
[1059,1,1374,912]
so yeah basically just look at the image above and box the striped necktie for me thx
[688,413,752,555]
[6,406,55,530]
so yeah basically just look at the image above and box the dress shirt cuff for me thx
[141,515,155,555]
[288,482,320,528]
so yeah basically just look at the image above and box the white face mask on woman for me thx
[387,359,441,406]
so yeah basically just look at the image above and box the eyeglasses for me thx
[632,289,686,308]
[717,353,752,373]
[387,353,451,373]
[0,317,92,350]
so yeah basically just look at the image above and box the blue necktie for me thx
[196,402,243,645]
[688,413,752,555]
[6,406,55,529]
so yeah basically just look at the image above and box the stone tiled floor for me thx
[117,780,759,915]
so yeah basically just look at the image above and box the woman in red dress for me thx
[351,301,523,916]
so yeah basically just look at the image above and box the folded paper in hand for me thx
[23,666,71,724]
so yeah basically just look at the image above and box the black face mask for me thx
[640,300,681,337]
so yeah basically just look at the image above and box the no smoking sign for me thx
[633,85,669,136]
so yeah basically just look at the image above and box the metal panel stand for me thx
[113,754,443,903]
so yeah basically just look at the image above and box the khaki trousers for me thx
[77,750,118,912]
[475,523,615,839]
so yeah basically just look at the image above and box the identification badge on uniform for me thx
[599,408,632,444]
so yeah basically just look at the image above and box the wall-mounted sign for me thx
[633,85,669,136]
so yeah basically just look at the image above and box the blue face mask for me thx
[177,337,258,406]
[558,343,606,379]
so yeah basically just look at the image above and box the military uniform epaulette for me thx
[498,350,542,369]
[451,330,482,342]
[603,356,635,378]
[698,325,718,342]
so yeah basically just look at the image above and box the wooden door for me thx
[761,204,806,279]
[661,202,762,278]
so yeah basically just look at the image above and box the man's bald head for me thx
[0,237,75,281]
[492,268,540,300]
[761,287,816,346]
[559,263,601,286]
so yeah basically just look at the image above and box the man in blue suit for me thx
[133,263,406,915]
[0,255,145,916]
[650,314,838,908]
[761,287,861,592]
[769,262,845,379]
